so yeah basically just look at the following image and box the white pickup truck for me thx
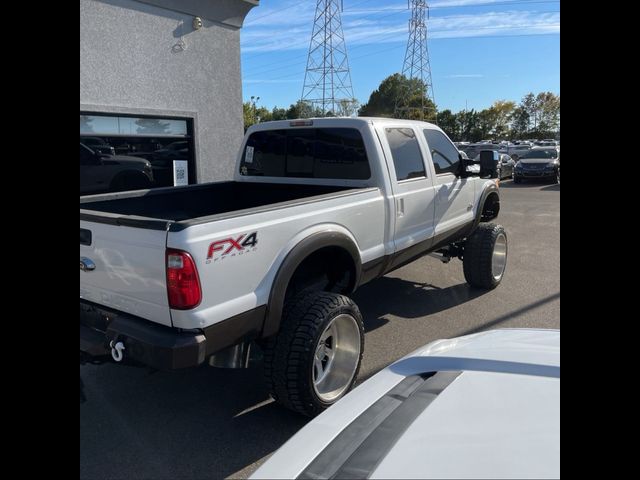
[80,117,506,416]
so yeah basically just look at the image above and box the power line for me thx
[242,5,559,72]
[242,0,413,62]
[244,31,559,85]
[431,0,559,8]
[244,2,301,26]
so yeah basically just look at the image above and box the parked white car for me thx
[252,328,560,479]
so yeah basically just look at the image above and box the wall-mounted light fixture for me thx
[193,16,203,30]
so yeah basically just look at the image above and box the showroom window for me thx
[80,113,195,196]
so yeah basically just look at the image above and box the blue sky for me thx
[240,0,560,113]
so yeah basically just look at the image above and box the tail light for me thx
[166,249,202,309]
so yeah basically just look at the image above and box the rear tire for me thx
[262,291,364,417]
[463,223,507,289]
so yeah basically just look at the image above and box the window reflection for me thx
[80,114,193,196]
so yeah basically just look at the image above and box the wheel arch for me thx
[473,182,500,228]
[262,229,362,338]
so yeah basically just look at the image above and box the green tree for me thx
[456,109,478,141]
[521,92,537,133]
[244,102,274,130]
[535,92,560,138]
[255,106,272,123]
[509,106,530,139]
[359,73,436,120]
[336,98,360,117]
[489,100,516,139]
[243,102,255,130]
[271,107,287,121]
[286,100,315,119]
[436,109,459,140]
[512,92,560,139]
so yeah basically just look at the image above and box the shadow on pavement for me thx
[457,291,560,336]
[80,362,308,480]
[353,276,487,328]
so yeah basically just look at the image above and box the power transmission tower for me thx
[395,0,436,121]
[301,0,356,117]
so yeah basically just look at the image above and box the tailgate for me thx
[80,220,172,326]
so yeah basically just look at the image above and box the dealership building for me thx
[80,0,258,195]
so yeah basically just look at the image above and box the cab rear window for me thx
[239,128,371,180]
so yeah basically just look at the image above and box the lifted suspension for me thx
[428,241,465,263]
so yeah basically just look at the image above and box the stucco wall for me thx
[80,0,254,182]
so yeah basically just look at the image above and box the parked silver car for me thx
[499,143,531,161]
[473,152,515,180]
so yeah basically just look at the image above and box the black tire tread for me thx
[463,223,507,289]
[262,291,364,417]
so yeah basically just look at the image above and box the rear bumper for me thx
[80,300,265,370]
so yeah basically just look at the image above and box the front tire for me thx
[262,291,364,417]
[463,223,507,289]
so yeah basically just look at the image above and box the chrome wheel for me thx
[312,314,361,403]
[492,233,508,281]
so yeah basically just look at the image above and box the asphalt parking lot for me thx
[80,180,560,480]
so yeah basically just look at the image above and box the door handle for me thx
[397,198,405,217]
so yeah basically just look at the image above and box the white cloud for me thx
[446,74,485,78]
[429,0,503,6]
[241,9,560,53]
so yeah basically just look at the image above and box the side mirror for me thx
[479,150,499,178]
[458,152,471,177]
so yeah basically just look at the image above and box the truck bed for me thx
[80,181,357,224]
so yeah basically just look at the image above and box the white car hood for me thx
[252,329,559,480]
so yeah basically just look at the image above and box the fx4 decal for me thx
[206,232,258,264]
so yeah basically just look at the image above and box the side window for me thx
[422,129,461,175]
[385,128,425,181]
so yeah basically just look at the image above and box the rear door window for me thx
[384,128,425,181]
